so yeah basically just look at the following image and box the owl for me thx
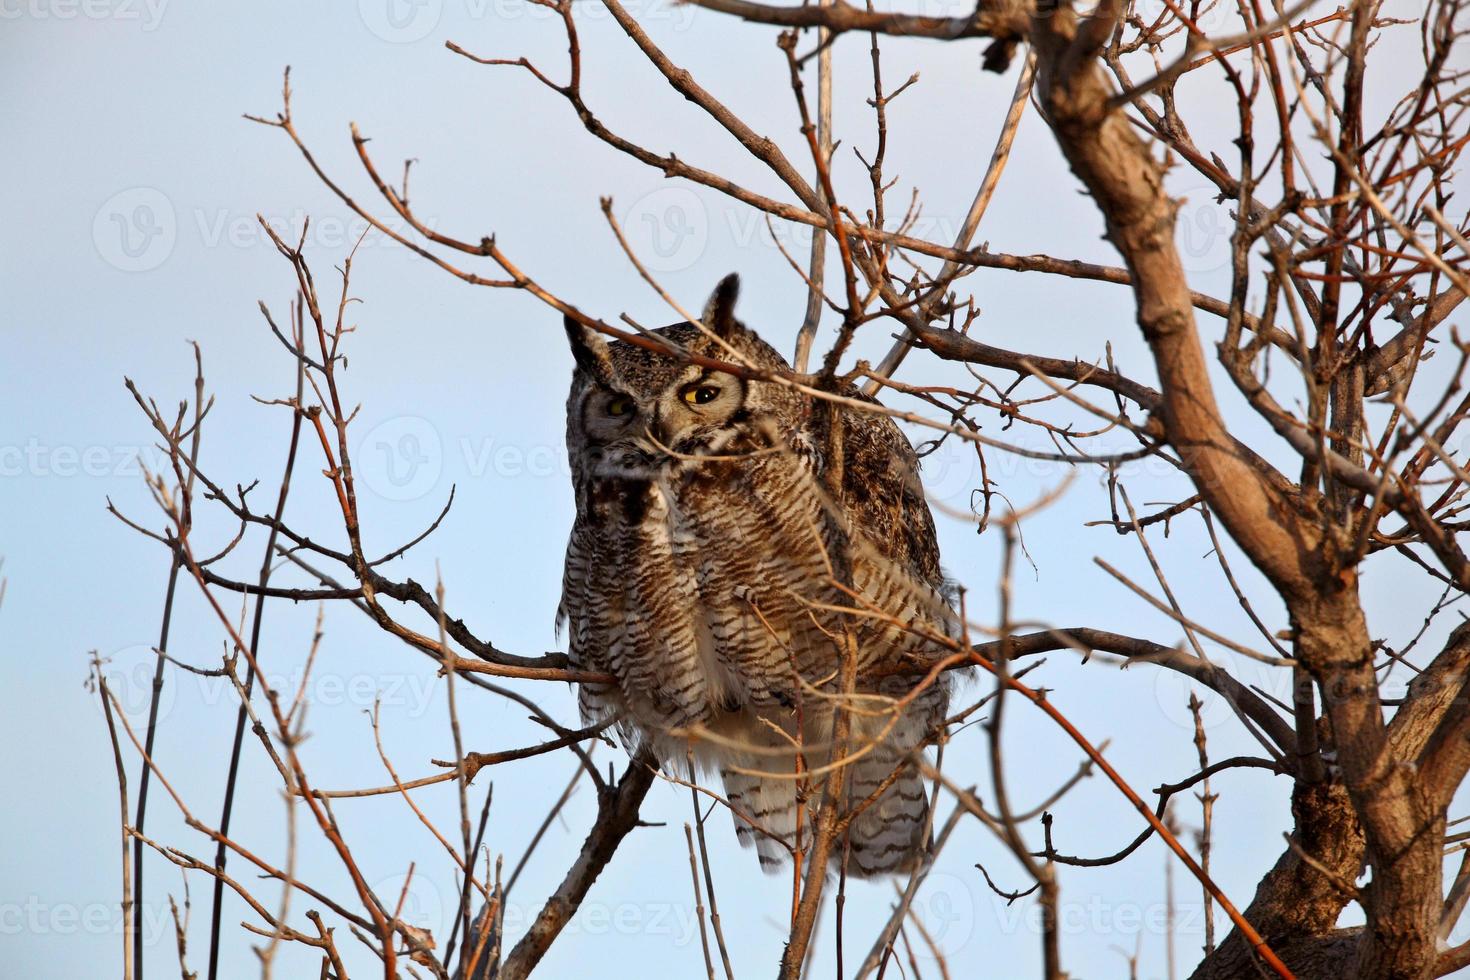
[558,274,959,876]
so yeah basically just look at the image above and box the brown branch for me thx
[676,0,1030,44]
[490,750,658,980]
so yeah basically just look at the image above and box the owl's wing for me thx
[560,515,627,730]
[836,391,946,590]
[830,396,954,876]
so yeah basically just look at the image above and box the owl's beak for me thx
[644,406,673,452]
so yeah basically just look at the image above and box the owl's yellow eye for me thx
[606,396,633,417]
[682,385,721,406]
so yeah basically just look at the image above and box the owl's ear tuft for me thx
[563,314,617,384]
[702,273,742,340]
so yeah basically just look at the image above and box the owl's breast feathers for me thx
[562,411,955,734]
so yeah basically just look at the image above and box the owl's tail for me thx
[718,720,932,878]
[841,743,933,876]
[721,763,802,873]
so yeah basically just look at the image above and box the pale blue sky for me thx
[1,2,1459,979]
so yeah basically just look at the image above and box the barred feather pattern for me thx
[558,279,959,877]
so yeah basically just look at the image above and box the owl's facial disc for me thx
[664,373,742,426]
[580,386,641,441]
[578,384,660,479]
[646,369,745,456]
[578,368,748,478]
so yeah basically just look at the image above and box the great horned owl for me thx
[558,275,958,876]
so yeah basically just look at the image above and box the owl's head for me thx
[563,274,802,480]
